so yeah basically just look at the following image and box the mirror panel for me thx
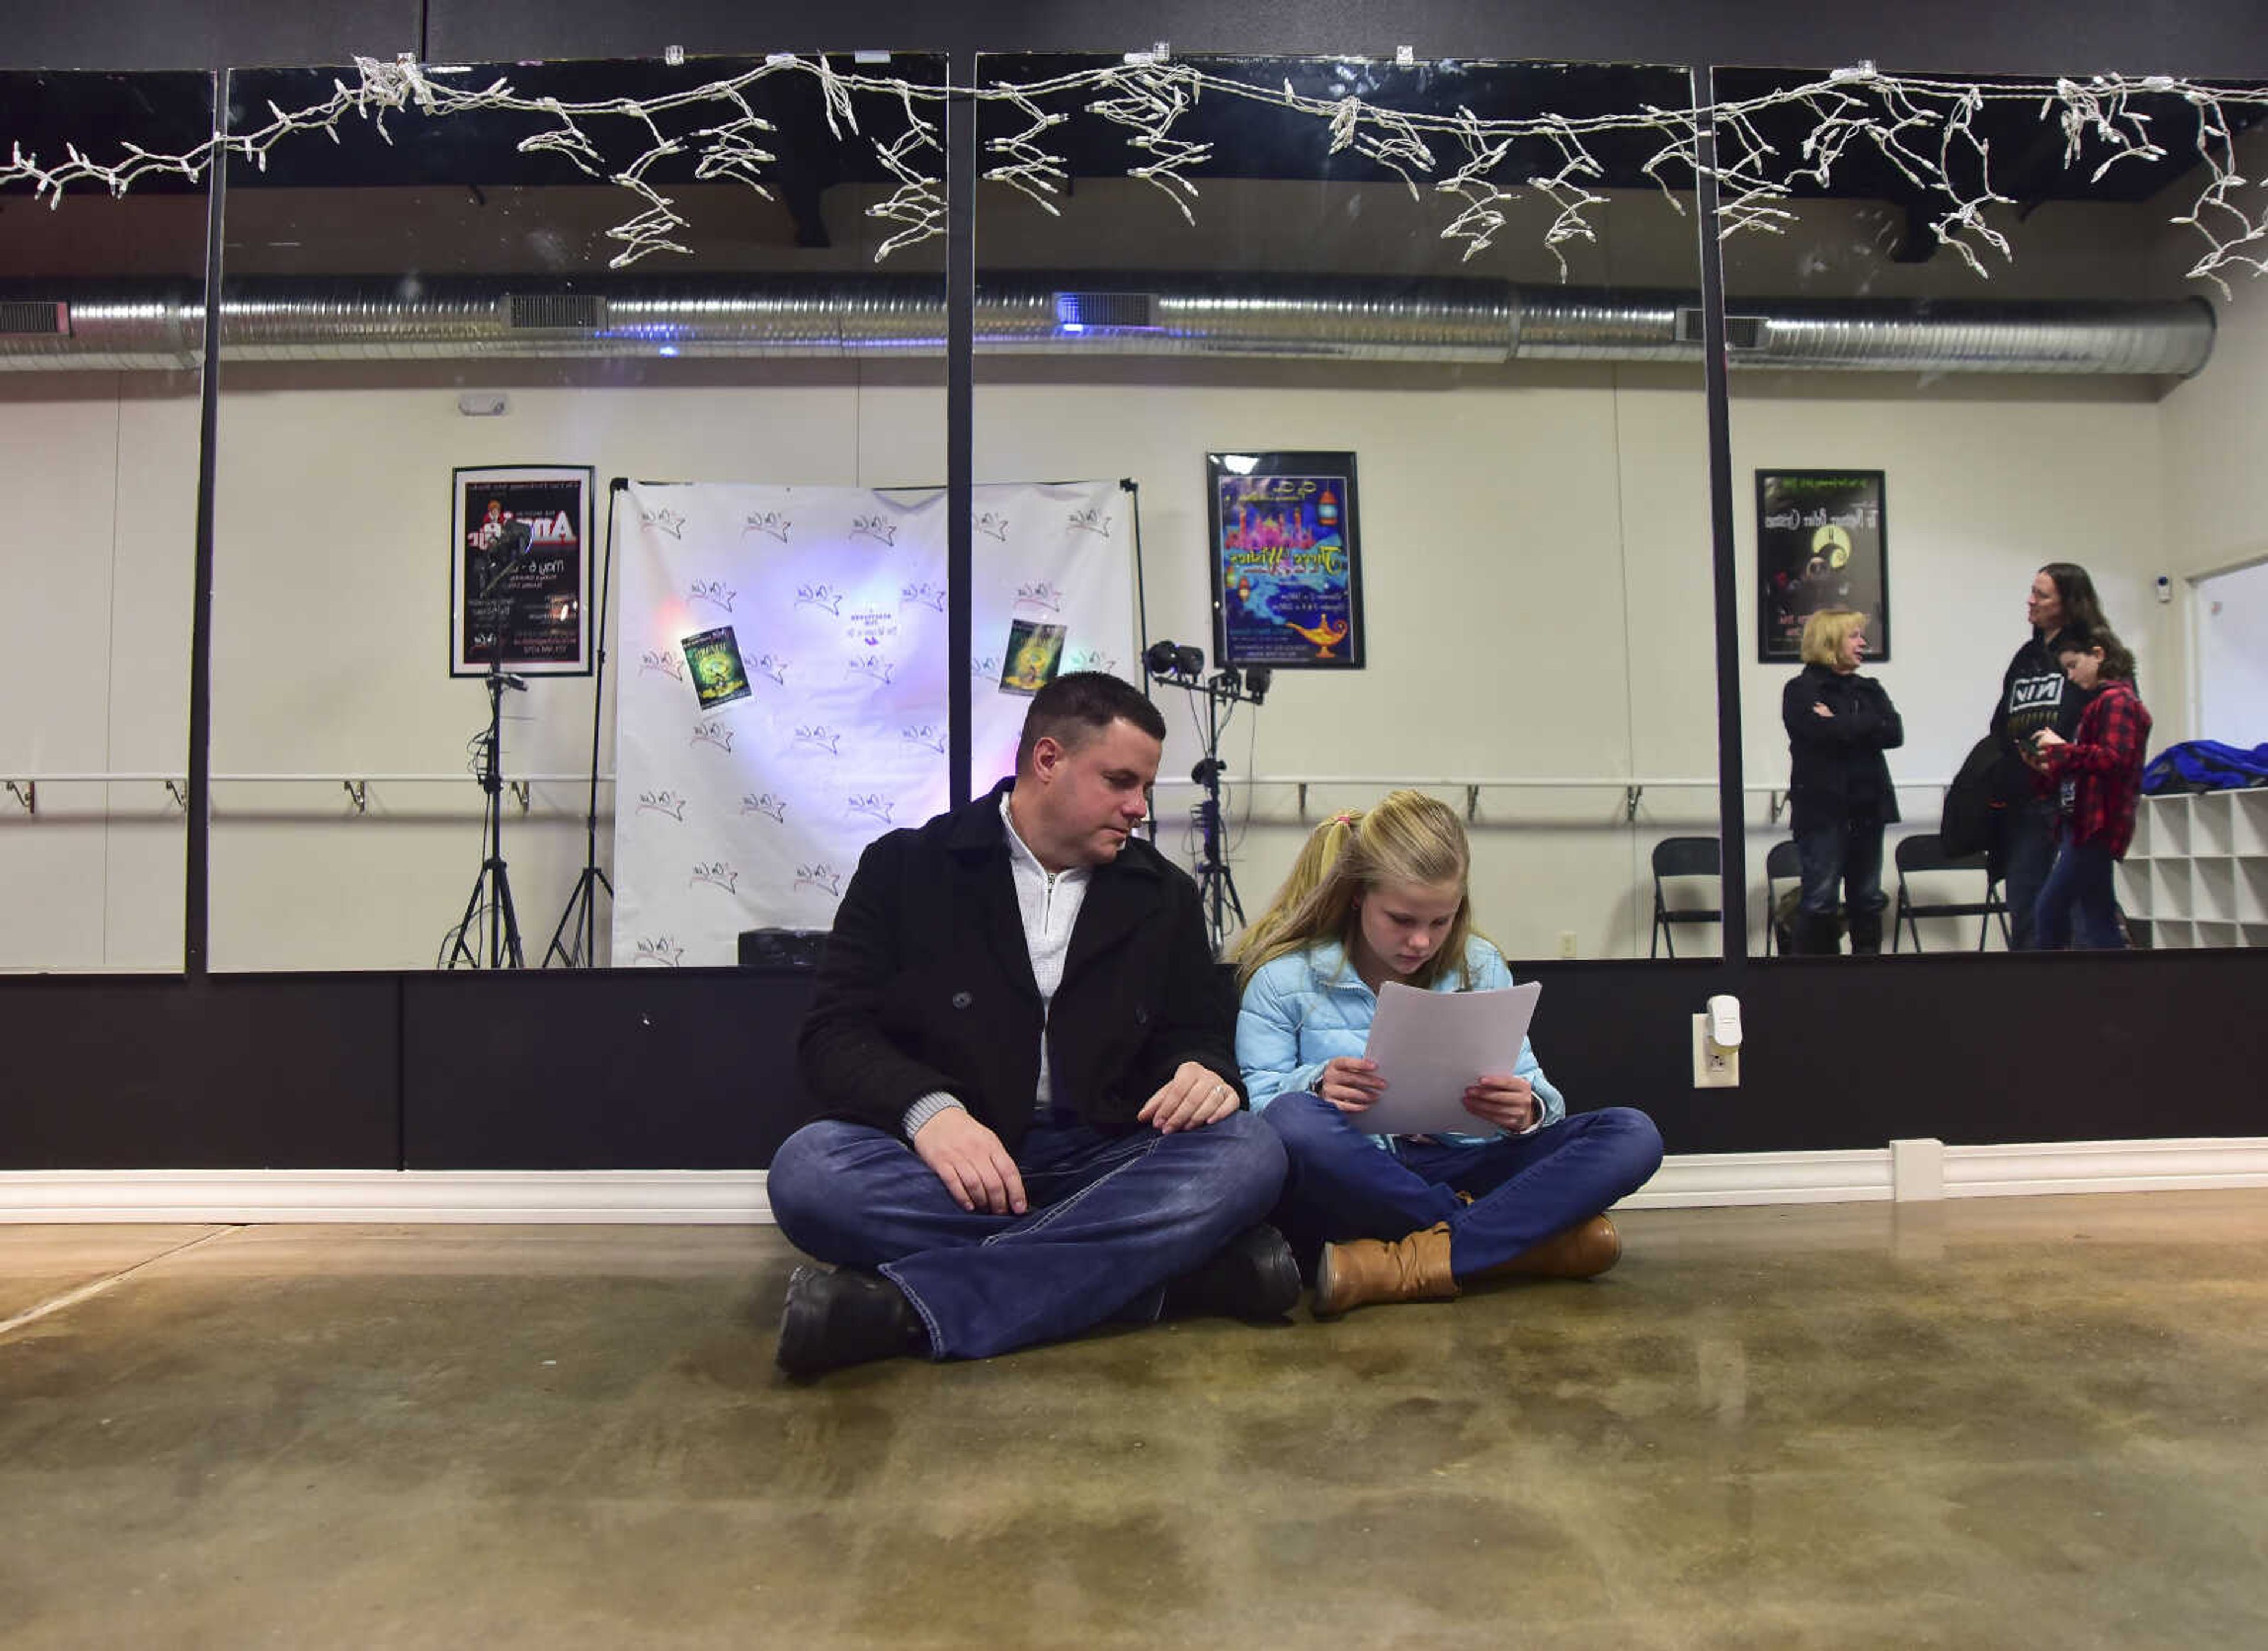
[210,56,947,969]
[0,71,213,973]
[1719,67,2268,954]
[974,53,1719,960]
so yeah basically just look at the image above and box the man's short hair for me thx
[1015,672,1166,772]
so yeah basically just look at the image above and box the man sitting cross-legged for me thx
[768,671,1296,1375]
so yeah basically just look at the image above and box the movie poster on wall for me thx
[1207,451,1364,668]
[1756,469,1889,662]
[449,464,595,676]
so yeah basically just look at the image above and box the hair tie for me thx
[1331,811,1359,828]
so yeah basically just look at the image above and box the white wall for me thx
[0,348,2210,970]
[200,362,944,971]
[12,161,2268,970]
[1728,379,2168,950]
[2155,128,2268,746]
[2195,559,2268,748]
[0,374,196,971]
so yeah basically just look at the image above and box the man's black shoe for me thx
[777,1264,930,1378]
[1161,1225,1302,1321]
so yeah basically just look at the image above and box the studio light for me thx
[1143,639,1207,683]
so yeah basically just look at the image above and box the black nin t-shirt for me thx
[1993,632,2093,787]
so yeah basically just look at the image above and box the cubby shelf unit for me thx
[2115,788,2268,949]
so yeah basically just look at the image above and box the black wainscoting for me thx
[399,967,819,1169]
[6,953,2260,1170]
[2,974,399,1168]
[1519,953,2266,1156]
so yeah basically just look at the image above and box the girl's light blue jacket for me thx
[1236,936,1566,1150]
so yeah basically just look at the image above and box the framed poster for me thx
[1207,451,1364,668]
[450,464,596,677]
[1756,469,1889,663]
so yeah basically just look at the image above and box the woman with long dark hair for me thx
[1990,562,2110,947]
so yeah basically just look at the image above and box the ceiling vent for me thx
[0,301,68,336]
[507,293,605,330]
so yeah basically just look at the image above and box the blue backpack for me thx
[2142,740,2268,794]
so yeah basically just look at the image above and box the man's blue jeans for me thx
[767,1111,1287,1360]
[1259,1093,1664,1278]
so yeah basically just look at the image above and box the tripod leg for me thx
[543,872,589,968]
[491,858,525,969]
[447,868,487,968]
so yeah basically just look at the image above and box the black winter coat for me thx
[1783,664,1905,832]
[795,779,1243,1151]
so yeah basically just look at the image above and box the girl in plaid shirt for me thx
[2026,625,2152,950]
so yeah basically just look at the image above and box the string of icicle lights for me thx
[5,53,2268,290]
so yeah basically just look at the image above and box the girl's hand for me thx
[1461,1073,1536,1132]
[2032,729,2067,751]
[1811,703,1834,719]
[1317,1056,1387,1113]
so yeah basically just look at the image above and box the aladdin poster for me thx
[1208,451,1364,669]
[1756,469,1889,662]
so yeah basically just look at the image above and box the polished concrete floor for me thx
[2,1192,2265,1648]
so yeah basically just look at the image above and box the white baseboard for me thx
[2,1139,2264,1224]
[0,1170,774,1225]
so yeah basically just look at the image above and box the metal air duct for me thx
[0,274,2217,377]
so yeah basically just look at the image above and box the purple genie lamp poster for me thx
[1207,451,1365,670]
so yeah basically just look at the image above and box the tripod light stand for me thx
[1143,640,1272,957]
[446,525,533,969]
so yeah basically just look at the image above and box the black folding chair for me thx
[1650,836,1722,958]
[1891,832,2012,952]
[1762,839,1802,957]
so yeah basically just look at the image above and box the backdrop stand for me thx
[544,479,622,968]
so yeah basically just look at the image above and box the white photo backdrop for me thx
[612,478,1136,965]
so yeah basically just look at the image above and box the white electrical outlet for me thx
[1557,931,1579,958]
[1692,1013,1740,1088]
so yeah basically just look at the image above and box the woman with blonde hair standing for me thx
[1233,790,1662,1316]
[1782,607,1904,955]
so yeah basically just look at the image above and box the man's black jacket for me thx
[795,779,1243,1151]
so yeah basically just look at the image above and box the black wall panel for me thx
[1522,954,2267,1156]
[423,1,2268,79]
[6,1,419,71]
[400,968,819,1169]
[1,977,399,1168]
[12,1,2268,79]
[3,953,2258,1169]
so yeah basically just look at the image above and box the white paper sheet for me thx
[1355,981,1543,1136]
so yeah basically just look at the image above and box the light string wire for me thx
[5,55,2267,289]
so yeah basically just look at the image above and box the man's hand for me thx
[1138,1061,1242,1134]
[912,1108,1026,1215]
[1811,702,1834,719]
[1461,1072,1537,1133]
[1317,1055,1388,1114]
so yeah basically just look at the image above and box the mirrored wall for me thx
[12,51,2266,977]
[208,54,949,970]
[1720,68,2268,955]
[0,70,212,973]
[973,54,1721,961]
